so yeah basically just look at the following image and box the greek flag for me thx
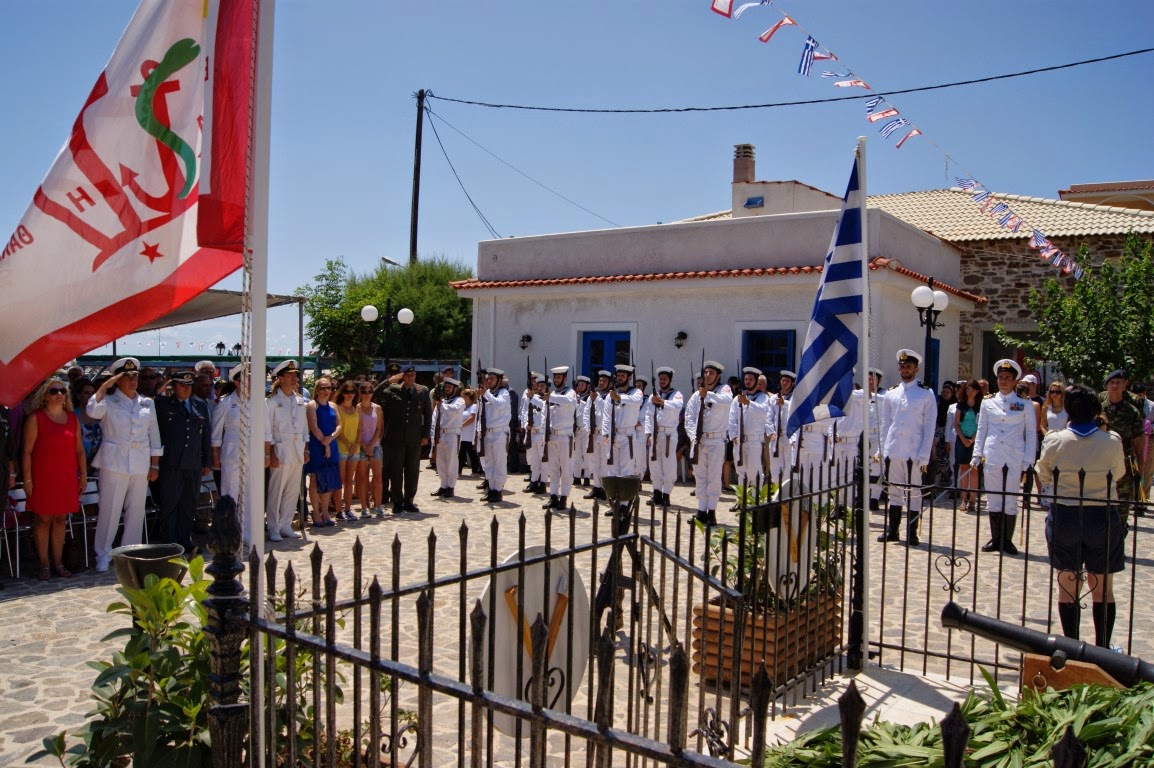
[786,151,865,437]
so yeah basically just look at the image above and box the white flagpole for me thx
[246,0,276,761]
[854,135,871,670]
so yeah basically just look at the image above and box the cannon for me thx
[940,601,1154,688]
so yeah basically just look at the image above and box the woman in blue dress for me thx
[305,376,342,527]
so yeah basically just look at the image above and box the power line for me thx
[424,105,622,228]
[424,107,502,239]
[426,48,1153,114]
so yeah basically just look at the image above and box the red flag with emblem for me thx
[0,0,255,406]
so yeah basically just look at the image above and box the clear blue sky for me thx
[2,1,1151,358]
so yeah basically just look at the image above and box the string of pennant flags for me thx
[710,0,1082,279]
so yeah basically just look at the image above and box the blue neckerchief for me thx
[1068,420,1098,437]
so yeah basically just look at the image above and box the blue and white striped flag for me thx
[786,151,865,437]
[798,36,818,76]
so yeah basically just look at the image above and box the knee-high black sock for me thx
[1057,602,1080,640]
[1092,601,1116,648]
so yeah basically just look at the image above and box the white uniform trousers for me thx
[572,429,591,480]
[692,435,726,512]
[884,457,924,514]
[649,429,678,494]
[94,469,149,563]
[526,431,545,482]
[733,439,766,493]
[831,444,859,507]
[587,436,605,489]
[603,435,638,478]
[545,435,574,497]
[981,458,1022,516]
[481,430,509,492]
[434,432,460,490]
[266,462,303,533]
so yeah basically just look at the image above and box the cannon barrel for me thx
[940,601,1154,688]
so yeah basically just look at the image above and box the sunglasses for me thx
[315,385,333,391]
[359,388,373,394]
[47,387,68,395]
[1049,389,1062,395]
[341,388,355,394]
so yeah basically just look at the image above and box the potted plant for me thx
[691,479,845,689]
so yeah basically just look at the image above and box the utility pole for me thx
[409,89,425,265]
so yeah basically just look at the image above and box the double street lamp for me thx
[361,299,414,374]
[910,278,949,391]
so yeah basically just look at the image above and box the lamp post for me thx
[361,299,414,374]
[910,279,949,390]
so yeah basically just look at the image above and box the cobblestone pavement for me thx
[2,467,1150,766]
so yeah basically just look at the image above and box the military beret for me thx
[1104,369,1128,386]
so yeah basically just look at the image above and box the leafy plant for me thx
[763,672,1154,767]
[995,233,1154,385]
[28,556,213,767]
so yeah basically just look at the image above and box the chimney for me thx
[733,143,755,183]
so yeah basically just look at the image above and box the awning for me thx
[132,288,303,332]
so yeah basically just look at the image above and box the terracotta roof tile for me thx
[449,258,986,305]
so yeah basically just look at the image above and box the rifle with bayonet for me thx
[477,358,486,459]
[606,369,616,467]
[692,349,705,466]
[650,360,659,462]
[774,382,784,459]
[586,373,598,455]
[736,378,745,468]
[522,356,533,451]
[541,357,551,463]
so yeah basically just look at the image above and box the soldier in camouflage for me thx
[1099,369,1145,515]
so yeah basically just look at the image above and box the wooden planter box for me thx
[691,591,842,689]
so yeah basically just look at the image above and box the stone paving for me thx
[2,466,1151,766]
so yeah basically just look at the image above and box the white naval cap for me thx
[575,375,591,384]
[443,377,462,388]
[550,366,570,375]
[869,367,884,380]
[779,369,796,379]
[703,360,724,373]
[656,366,674,377]
[597,369,612,378]
[993,358,1022,379]
[110,357,141,375]
[229,363,247,380]
[486,368,505,378]
[614,364,634,374]
[896,349,921,366]
[272,359,299,377]
[742,366,762,377]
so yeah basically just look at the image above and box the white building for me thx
[452,145,984,389]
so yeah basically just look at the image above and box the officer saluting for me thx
[478,368,511,503]
[877,350,936,546]
[971,358,1037,555]
[154,370,213,553]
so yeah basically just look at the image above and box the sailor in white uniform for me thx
[479,369,512,503]
[684,361,734,526]
[877,350,937,546]
[971,358,1037,555]
[541,366,579,511]
[645,366,683,508]
[729,366,770,494]
[430,377,466,498]
[265,360,308,541]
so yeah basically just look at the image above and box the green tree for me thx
[995,233,1154,385]
[296,256,473,376]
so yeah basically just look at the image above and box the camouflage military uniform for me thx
[1099,390,1144,506]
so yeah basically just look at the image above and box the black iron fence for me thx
[198,454,1151,767]
[202,472,855,767]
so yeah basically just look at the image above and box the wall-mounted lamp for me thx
[674,331,688,349]
[519,334,532,351]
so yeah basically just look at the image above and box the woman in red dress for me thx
[21,378,87,580]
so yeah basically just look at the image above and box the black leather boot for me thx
[981,512,1003,552]
[1000,514,1019,555]
[877,506,901,542]
[543,494,558,510]
[906,512,920,547]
